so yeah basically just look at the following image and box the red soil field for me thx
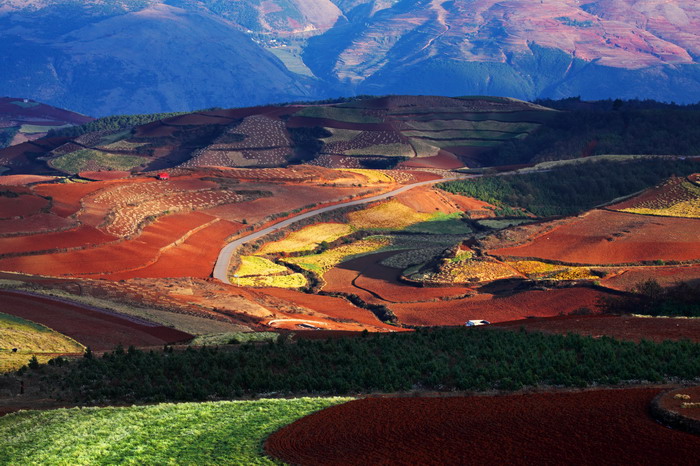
[398,150,465,169]
[259,288,401,331]
[491,210,700,264]
[0,226,115,255]
[493,314,700,343]
[394,186,464,214]
[0,291,192,350]
[33,181,110,217]
[267,388,700,466]
[391,287,612,326]
[0,213,75,235]
[102,219,243,280]
[0,175,57,185]
[602,265,700,290]
[0,193,48,218]
[0,212,215,276]
[324,252,473,304]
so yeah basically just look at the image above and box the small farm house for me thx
[157,173,170,180]
[466,320,490,327]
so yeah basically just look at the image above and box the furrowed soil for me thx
[0,291,192,350]
[266,388,700,466]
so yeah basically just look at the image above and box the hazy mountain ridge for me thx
[2,0,700,115]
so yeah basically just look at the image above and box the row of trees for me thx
[48,112,189,139]
[25,327,700,403]
[439,158,700,217]
[491,107,700,165]
[600,280,700,318]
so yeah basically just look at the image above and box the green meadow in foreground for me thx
[0,397,350,465]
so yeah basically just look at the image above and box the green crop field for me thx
[50,149,150,174]
[19,124,72,134]
[0,397,351,465]
[0,312,84,372]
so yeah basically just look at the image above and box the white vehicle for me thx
[466,320,490,327]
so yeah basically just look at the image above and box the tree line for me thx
[21,327,700,403]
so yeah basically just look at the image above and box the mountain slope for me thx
[0,3,324,116]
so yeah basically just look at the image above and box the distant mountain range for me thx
[2,0,700,115]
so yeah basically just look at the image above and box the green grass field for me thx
[0,312,84,372]
[19,124,72,134]
[0,398,351,465]
[50,149,149,174]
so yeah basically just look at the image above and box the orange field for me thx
[491,210,700,264]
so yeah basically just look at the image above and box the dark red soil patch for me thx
[266,388,700,466]
[0,291,192,350]
[391,287,612,326]
[324,252,473,304]
[0,213,75,235]
[493,314,700,343]
[491,210,700,264]
[602,265,700,290]
[0,193,48,218]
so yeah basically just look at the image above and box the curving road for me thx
[213,176,461,283]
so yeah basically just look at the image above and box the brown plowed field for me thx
[266,388,700,466]
[602,265,700,290]
[259,288,402,331]
[324,252,473,304]
[493,314,700,343]
[0,291,192,350]
[391,287,612,326]
[491,210,700,264]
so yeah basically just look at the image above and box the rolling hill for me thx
[2,1,700,114]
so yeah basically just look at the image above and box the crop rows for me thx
[259,223,354,255]
[284,236,391,273]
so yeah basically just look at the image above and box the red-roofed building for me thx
[157,173,170,180]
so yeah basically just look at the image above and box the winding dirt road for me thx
[213,176,458,283]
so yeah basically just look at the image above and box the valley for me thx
[0,95,698,463]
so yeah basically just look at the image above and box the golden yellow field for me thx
[510,261,598,280]
[348,200,432,230]
[259,223,354,255]
[0,312,84,372]
[342,169,395,184]
[236,273,308,288]
[236,256,289,277]
[284,236,391,273]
